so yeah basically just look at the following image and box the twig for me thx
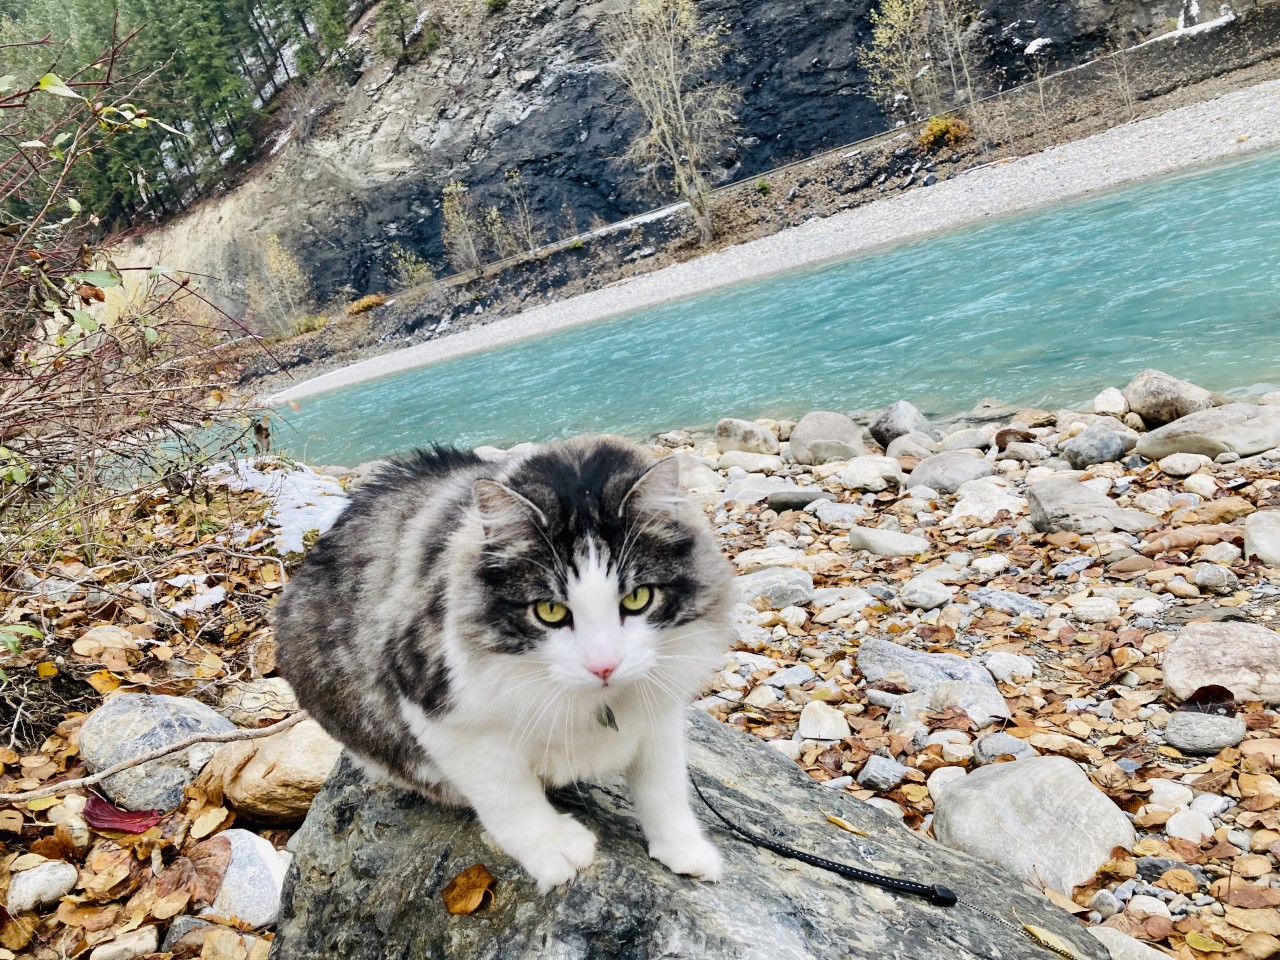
[0,710,309,804]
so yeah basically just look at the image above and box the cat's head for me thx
[465,437,732,694]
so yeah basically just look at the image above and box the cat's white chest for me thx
[525,703,645,787]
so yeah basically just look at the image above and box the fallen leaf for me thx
[825,814,868,836]
[441,863,495,915]
[85,670,121,694]
[36,661,57,679]
[84,795,162,833]
[0,810,22,833]
[1185,930,1226,952]
[1020,920,1083,959]
[191,806,229,840]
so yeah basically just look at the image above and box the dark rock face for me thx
[272,712,1105,960]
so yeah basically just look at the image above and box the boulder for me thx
[789,411,865,464]
[716,418,778,456]
[80,694,235,811]
[1135,404,1280,459]
[205,718,343,822]
[1026,478,1158,535]
[933,755,1136,894]
[908,452,996,494]
[869,400,940,448]
[273,714,1105,960]
[734,568,814,608]
[1162,622,1280,703]
[1244,510,1280,565]
[1122,369,1219,426]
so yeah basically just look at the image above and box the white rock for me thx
[733,546,807,572]
[1189,794,1231,818]
[846,527,929,557]
[218,677,298,726]
[970,554,1011,578]
[1126,894,1172,918]
[789,411,865,464]
[735,568,815,608]
[932,756,1135,894]
[1157,452,1210,477]
[983,652,1034,684]
[744,684,779,708]
[798,701,851,741]
[1165,809,1214,844]
[899,578,952,611]
[716,418,778,455]
[1244,510,1280,565]
[1135,403,1280,459]
[1088,927,1176,960]
[200,829,288,928]
[6,859,78,914]
[1122,369,1219,426]
[927,766,968,796]
[208,718,343,822]
[839,456,903,492]
[767,739,802,760]
[1163,622,1280,703]
[1093,387,1129,417]
[813,595,875,624]
[1071,596,1121,624]
[89,926,160,960]
[931,680,1011,727]
[1182,474,1218,498]
[1146,779,1193,811]
[719,451,784,473]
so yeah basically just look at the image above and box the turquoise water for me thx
[277,147,1280,465]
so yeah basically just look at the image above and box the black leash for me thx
[691,777,1085,959]
[690,776,957,907]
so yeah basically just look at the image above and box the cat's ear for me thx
[619,455,684,517]
[472,479,546,538]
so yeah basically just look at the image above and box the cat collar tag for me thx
[596,704,619,731]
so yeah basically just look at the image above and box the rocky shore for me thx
[5,367,1280,960]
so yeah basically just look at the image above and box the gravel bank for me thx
[271,77,1280,404]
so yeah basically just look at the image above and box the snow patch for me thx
[1024,37,1052,56]
[207,460,349,555]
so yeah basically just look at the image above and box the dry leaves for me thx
[441,864,496,915]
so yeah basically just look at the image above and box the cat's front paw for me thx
[649,835,723,882]
[521,814,597,894]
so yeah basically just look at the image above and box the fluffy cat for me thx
[274,436,736,891]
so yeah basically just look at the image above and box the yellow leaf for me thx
[1021,923,1082,959]
[10,853,47,870]
[86,670,121,694]
[36,661,58,679]
[151,888,190,920]
[825,814,867,836]
[190,806,229,840]
[26,796,61,812]
[1186,930,1226,952]
[441,863,495,915]
[900,784,929,803]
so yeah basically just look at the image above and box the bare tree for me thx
[602,0,739,246]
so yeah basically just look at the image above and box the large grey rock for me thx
[274,714,1105,960]
[1026,478,1158,535]
[716,418,778,456]
[869,400,941,448]
[857,638,993,691]
[933,755,1136,895]
[789,411,865,464]
[1059,425,1133,469]
[1122,369,1219,426]
[734,568,814,608]
[1162,711,1246,755]
[1244,510,1280,565]
[907,452,996,494]
[80,693,236,811]
[846,527,930,557]
[6,859,78,914]
[1163,622,1280,703]
[1134,404,1280,459]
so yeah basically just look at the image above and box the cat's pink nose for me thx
[588,661,618,682]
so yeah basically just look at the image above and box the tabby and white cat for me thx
[274,436,735,891]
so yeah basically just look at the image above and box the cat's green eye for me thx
[534,600,570,625]
[620,585,653,614]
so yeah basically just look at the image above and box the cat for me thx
[273,436,736,891]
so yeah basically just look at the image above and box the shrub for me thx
[345,293,389,315]
[755,179,771,196]
[294,314,331,334]
[919,114,972,150]
[388,243,435,289]
[486,0,509,12]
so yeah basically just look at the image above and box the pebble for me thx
[1071,596,1120,623]
[857,755,909,791]
[927,766,967,796]
[846,527,930,557]
[89,927,160,960]
[968,587,1048,619]
[765,664,817,688]
[908,452,997,494]
[899,577,952,610]
[1165,809,1215,844]
[1090,888,1122,918]
[1189,794,1231,818]
[1192,563,1240,595]
[972,732,1038,764]
[716,417,779,455]
[1147,779,1193,810]
[869,401,940,447]
[983,652,1034,684]
[1127,894,1172,918]
[736,567,815,608]
[1182,473,1218,498]
[1163,711,1246,755]
[1157,452,1209,477]
[6,859,78,914]
[798,701,851,741]
[788,411,865,464]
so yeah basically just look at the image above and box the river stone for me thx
[846,527,929,557]
[789,411,864,464]
[839,456,903,492]
[1071,596,1121,624]
[899,578,952,611]
[1122,369,1220,426]
[1026,477,1158,534]
[983,652,1034,683]
[968,587,1048,619]
[886,432,938,459]
[1162,711,1246,754]
[1163,622,1280,703]
[908,452,996,494]
[1244,510,1280,565]
[6,859,78,914]
[718,451,783,473]
[973,732,1038,765]
[1060,425,1132,469]
[869,400,941,448]
[766,488,835,512]
[218,677,298,726]
[931,680,1011,727]
[1135,404,1280,459]
[932,755,1136,894]
[715,418,778,456]
[273,714,1105,960]
[1158,452,1210,477]
[197,829,288,928]
[80,693,236,811]
[1193,563,1239,595]
[857,755,908,791]
[1093,388,1129,417]
[88,926,159,960]
[678,458,724,493]
[938,428,994,452]
[798,701,851,740]
[857,639,979,688]
[1088,926,1177,960]
[1165,809,1215,844]
[734,568,814,608]
[208,718,343,822]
